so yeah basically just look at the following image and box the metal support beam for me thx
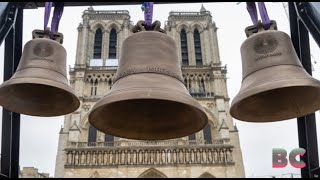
[289,2,319,178]
[0,4,22,178]
[294,2,320,47]
[0,3,18,47]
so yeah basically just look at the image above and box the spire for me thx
[200,4,206,12]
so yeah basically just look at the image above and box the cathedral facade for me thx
[54,5,245,178]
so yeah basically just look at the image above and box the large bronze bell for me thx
[0,29,80,116]
[89,22,208,140]
[230,20,320,122]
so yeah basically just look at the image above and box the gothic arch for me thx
[176,23,190,33]
[138,168,167,178]
[105,22,121,33]
[90,21,106,32]
[190,23,204,33]
[203,106,218,128]
[198,172,215,178]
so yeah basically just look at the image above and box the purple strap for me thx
[246,2,258,25]
[142,2,153,30]
[258,2,271,29]
[44,2,53,30]
[44,2,64,39]
[246,2,271,30]
[51,3,64,37]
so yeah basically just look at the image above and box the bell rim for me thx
[0,77,80,117]
[88,87,208,140]
[230,77,320,122]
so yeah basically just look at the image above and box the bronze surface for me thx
[89,31,208,140]
[230,26,320,122]
[0,30,80,116]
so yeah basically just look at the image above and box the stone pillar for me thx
[117,29,122,60]
[80,16,90,65]
[210,24,220,64]
[74,72,85,97]
[173,27,182,64]
[54,130,69,178]
[75,24,83,65]
[102,30,108,65]
[203,29,212,65]
[199,30,206,65]
[87,30,94,64]
[187,30,196,66]
[105,29,110,63]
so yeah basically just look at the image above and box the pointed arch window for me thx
[193,29,203,65]
[180,29,189,65]
[88,126,97,146]
[105,133,114,146]
[109,28,117,59]
[90,79,98,96]
[93,28,102,59]
[203,123,212,144]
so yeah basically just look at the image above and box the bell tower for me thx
[55,5,245,178]
[164,4,245,176]
[164,5,234,140]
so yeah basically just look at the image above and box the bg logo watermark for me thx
[272,148,306,168]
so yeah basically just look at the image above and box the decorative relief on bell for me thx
[253,32,282,61]
[33,42,54,58]
[113,66,184,83]
[253,35,278,54]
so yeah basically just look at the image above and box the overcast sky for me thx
[0,2,319,178]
